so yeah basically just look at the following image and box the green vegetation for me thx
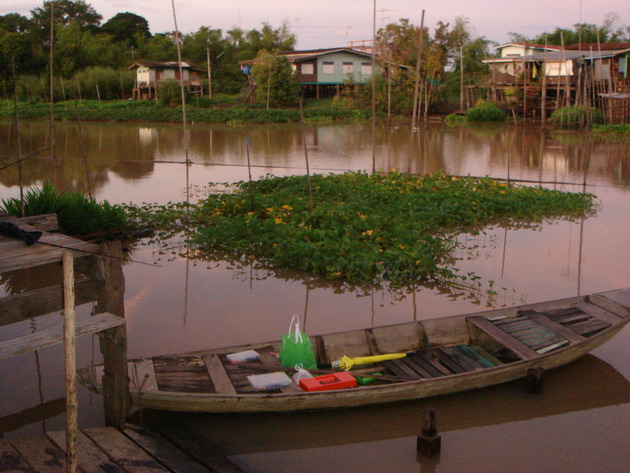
[1,182,128,237]
[251,52,300,107]
[0,99,372,124]
[592,123,630,134]
[465,102,507,122]
[444,114,468,125]
[127,172,596,287]
[158,79,185,108]
[551,105,604,127]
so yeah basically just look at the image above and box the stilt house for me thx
[129,61,205,100]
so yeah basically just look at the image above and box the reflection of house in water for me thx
[138,127,158,144]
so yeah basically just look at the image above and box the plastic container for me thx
[299,372,357,392]
[247,372,292,391]
[226,350,260,363]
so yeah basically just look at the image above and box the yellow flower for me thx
[274,217,283,224]
[282,204,293,211]
[362,229,374,236]
[358,212,367,220]
[266,207,274,213]
[399,244,405,249]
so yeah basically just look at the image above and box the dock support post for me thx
[96,241,129,428]
[63,251,78,473]
[526,367,544,393]
[417,408,441,457]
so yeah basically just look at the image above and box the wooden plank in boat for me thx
[588,294,630,318]
[568,319,610,337]
[257,346,282,368]
[574,302,623,325]
[522,311,586,344]
[371,323,425,354]
[470,345,504,366]
[322,329,371,363]
[456,345,496,368]
[123,425,214,473]
[0,439,35,473]
[441,346,483,371]
[202,355,237,395]
[9,436,65,473]
[382,359,415,378]
[153,356,214,393]
[407,353,445,377]
[387,358,422,379]
[83,427,168,473]
[399,356,434,378]
[598,288,630,312]
[466,316,539,360]
[47,430,126,473]
[129,360,159,393]
[420,353,455,376]
[433,347,471,373]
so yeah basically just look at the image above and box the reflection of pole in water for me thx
[501,227,508,279]
[303,284,310,331]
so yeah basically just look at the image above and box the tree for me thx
[101,12,151,47]
[251,51,299,107]
[30,0,102,31]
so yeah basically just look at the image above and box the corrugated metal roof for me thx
[565,43,630,51]
[128,61,204,72]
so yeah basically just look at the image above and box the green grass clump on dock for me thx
[2,183,128,237]
[129,172,596,286]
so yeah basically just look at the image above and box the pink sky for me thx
[4,0,629,49]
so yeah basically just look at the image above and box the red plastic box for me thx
[299,372,357,392]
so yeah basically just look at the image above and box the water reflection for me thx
[2,122,630,203]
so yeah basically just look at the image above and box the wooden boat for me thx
[78,288,630,413]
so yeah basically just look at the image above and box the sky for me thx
[3,0,629,49]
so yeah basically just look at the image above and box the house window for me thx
[342,62,353,74]
[322,61,334,74]
[301,63,313,75]
[361,63,372,75]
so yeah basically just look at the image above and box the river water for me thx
[1,120,629,472]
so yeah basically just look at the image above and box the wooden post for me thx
[411,10,425,128]
[207,46,212,99]
[417,408,441,456]
[459,45,464,111]
[96,241,129,428]
[526,367,544,393]
[63,251,78,473]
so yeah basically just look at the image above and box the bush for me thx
[1,183,128,237]
[158,79,186,107]
[466,101,506,122]
[551,105,604,127]
[444,114,467,126]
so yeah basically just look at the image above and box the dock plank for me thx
[0,312,125,361]
[202,355,237,395]
[47,430,126,473]
[467,316,539,360]
[0,439,35,473]
[123,425,214,473]
[83,427,169,473]
[9,436,65,473]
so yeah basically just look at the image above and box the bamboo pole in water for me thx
[63,251,78,473]
[11,57,24,217]
[411,10,425,128]
[49,2,56,159]
[171,0,187,125]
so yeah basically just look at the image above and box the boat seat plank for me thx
[371,323,426,354]
[47,430,126,473]
[322,330,371,363]
[122,425,214,473]
[202,355,237,395]
[9,436,65,473]
[129,360,159,393]
[467,316,539,360]
[597,288,630,312]
[0,438,36,473]
[83,427,169,473]
[588,294,630,318]
[521,310,586,344]
[567,320,610,337]
[153,356,214,393]
[573,302,622,326]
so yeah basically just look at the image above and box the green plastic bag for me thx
[279,314,317,370]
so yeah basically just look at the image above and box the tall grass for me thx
[1,183,128,237]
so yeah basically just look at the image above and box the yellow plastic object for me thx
[332,353,406,371]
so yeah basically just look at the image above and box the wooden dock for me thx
[0,424,246,473]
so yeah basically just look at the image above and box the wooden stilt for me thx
[417,408,441,457]
[526,367,544,393]
[96,241,129,428]
[63,251,78,473]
